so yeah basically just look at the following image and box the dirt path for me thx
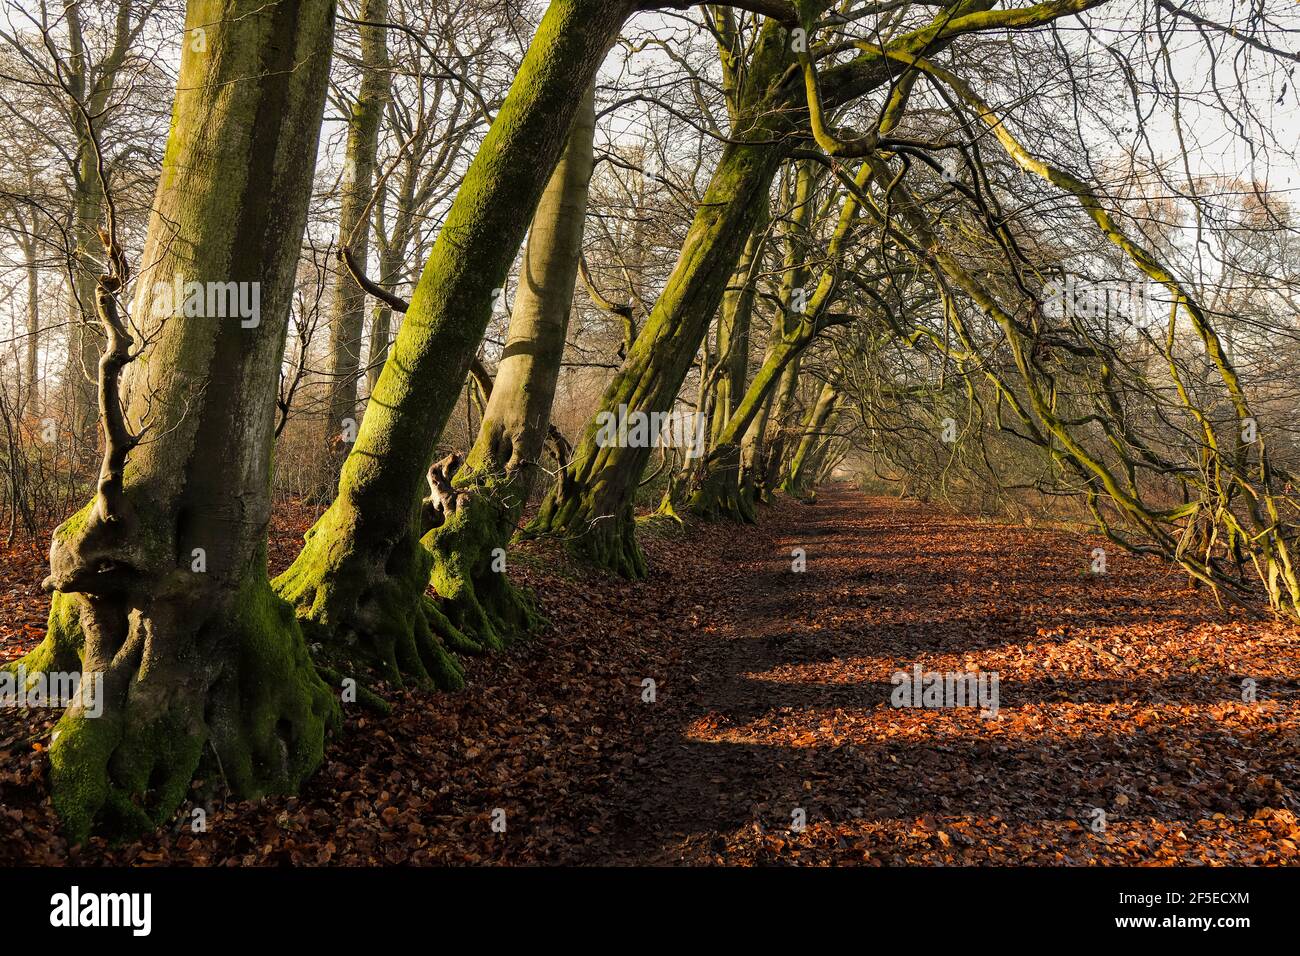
[3,486,1297,865]
[589,486,1300,865]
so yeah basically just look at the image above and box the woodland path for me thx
[2,486,1297,864]
[589,486,1300,865]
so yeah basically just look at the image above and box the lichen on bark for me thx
[276,4,632,680]
[19,0,341,842]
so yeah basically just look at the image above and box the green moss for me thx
[687,443,758,523]
[560,500,646,580]
[46,573,341,844]
[275,499,473,692]
[4,592,85,678]
[424,477,546,652]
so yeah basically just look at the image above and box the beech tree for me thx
[423,84,597,648]
[325,0,392,466]
[275,0,638,686]
[8,0,338,839]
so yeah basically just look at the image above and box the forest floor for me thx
[1,485,1298,865]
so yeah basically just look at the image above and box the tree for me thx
[274,0,638,686]
[8,0,339,840]
[424,83,598,648]
[325,0,391,467]
[528,14,798,577]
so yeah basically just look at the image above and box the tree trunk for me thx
[23,232,39,410]
[275,0,634,686]
[692,161,864,518]
[425,84,596,649]
[526,20,799,577]
[689,331,813,520]
[10,0,338,841]
[709,201,768,448]
[782,378,839,497]
[326,0,391,465]
[68,159,105,446]
[366,234,405,395]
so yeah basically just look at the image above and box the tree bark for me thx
[527,18,797,577]
[10,0,338,841]
[709,202,768,449]
[275,0,635,686]
[68,155,105,445]
[326,0,391,465]
[425,84,596,649]
[782,378,839,497]
[62,2,138,448]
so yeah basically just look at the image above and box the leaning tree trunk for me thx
[689,326,819,520]
[526,19,797,578]
[737,388,774,514]
[782,378,840,498]
[692,161,864,519]
[9,0,338,841]
[424,84,596,650]
[274,0,635,688]
[708,200,767,449]
[326,0,390,468]
[526,140,783,577]
[760,356,805,494]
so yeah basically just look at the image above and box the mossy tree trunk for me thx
[708,199,768,449]
[527,18,797,577]
[9,0,339,841]
[69,159,106,444]
[275,0,634,685]
[425,84,596,649]
[690,333,820,520]
[781,378,840,497]
[526,0,986,552]
[527,142,784,576]
[749,161,817,505]
[326,0,391,466]
[737,389,773,514]
[691,162,865,519]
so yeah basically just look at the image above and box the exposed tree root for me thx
[688,444,758,524]
[33,500,340,842]
[274,504,475,694]
[422,458,546,652]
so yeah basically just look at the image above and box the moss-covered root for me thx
[2,591,85,677]
[653,489,686,526]
[529,494,647,579]
[423,487,545,653]
[687,444,758,524]
[274,504,474,693]
[49,578,339,843]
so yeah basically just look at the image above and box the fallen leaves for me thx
[0,487,1296,866]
